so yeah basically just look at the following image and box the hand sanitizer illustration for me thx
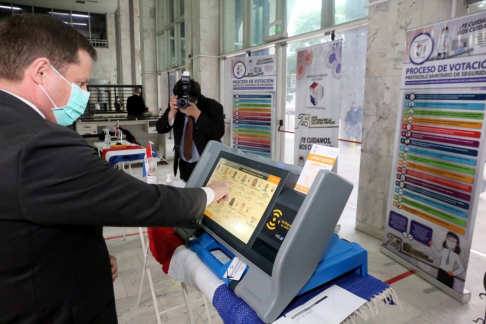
[415,44,426,59]
[248,59,254,76]
[437,26,449,59]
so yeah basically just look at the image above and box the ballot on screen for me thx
[204,156,282,244]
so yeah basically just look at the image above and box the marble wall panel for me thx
[356,0,454,238]
[141,0,158,112]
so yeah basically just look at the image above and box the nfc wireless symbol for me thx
[266,209,282,230]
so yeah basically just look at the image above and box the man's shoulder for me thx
[200,95,219,104]
[0,91,47,126]
[24,121,90,149]
[199,96,222,110]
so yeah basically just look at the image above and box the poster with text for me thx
[230,55,276,157]
[403,12,486,88]
[384,12,486,296]
[231,55,276,92]
[294,41,342,166]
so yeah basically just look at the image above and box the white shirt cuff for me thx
[202,187,215,206]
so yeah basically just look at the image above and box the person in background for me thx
[157,79,225,182]
[0,14,230,323]
[344,102,363,143]
[126,87,148,116]
[114,96,124,111]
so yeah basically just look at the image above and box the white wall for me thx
[91,13,118,84]
[140,0,159,113]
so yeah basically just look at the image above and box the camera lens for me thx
[177,98,189,109]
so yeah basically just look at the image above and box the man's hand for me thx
[110,255,118,282]
[168,95,179,121]
[207,181,232,203]
[180,102,201,119]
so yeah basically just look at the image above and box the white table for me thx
[93,139,133,157]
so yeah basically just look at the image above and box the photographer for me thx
[157,75,225,181]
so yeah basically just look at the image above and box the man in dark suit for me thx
[0,15,230,323]
[126,87,149,116]
[157,79,225,181]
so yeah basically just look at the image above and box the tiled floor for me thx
[105,162,486,324]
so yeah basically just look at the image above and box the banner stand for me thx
[294,40,343,165]
[382,12,486,301]
[381,247,471,303]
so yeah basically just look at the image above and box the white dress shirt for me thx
[169,115,215,204]
[431,245,465,276]
[169,115,200,163]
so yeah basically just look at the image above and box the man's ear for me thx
[29,58,51,86]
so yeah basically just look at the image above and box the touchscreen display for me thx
[204,157,281,244]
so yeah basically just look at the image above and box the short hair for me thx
[173,78,202,100]
[0,14,97,81]
[134,87,142,95]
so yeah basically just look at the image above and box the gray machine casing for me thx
[177,141,353,323]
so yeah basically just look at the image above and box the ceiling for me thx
[9,0,118,14]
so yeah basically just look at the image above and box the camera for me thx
[177,71,193,110]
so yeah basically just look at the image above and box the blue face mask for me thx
[38,65,90,126]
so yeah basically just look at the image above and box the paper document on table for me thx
[295,145,339,194]
[273,285,366,324]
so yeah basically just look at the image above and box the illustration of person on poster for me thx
[429,232,465,289]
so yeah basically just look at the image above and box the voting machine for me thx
[177,141,367,323]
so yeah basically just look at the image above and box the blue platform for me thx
[190,232,368,295]
[298,233,368,295]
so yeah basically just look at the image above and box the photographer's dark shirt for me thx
[126,95,147,115]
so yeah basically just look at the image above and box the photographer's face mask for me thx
[38,65,90,126]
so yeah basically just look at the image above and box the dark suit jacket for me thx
[126,95,147,115]
[0,91,206,323]
[156,95,225,176]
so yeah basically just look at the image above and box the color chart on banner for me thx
[384,88,486,295]
[232,94,273,158]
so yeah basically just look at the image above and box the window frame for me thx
[221,0,368,55]
[156,0,185,72]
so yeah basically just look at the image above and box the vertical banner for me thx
[231,55,276,157]
[294,41,343,166]
[382,12,486,301]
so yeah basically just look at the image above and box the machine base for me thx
[190,233,368,296]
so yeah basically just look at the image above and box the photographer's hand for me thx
[180,102,201,120]
[168,96,179,122]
